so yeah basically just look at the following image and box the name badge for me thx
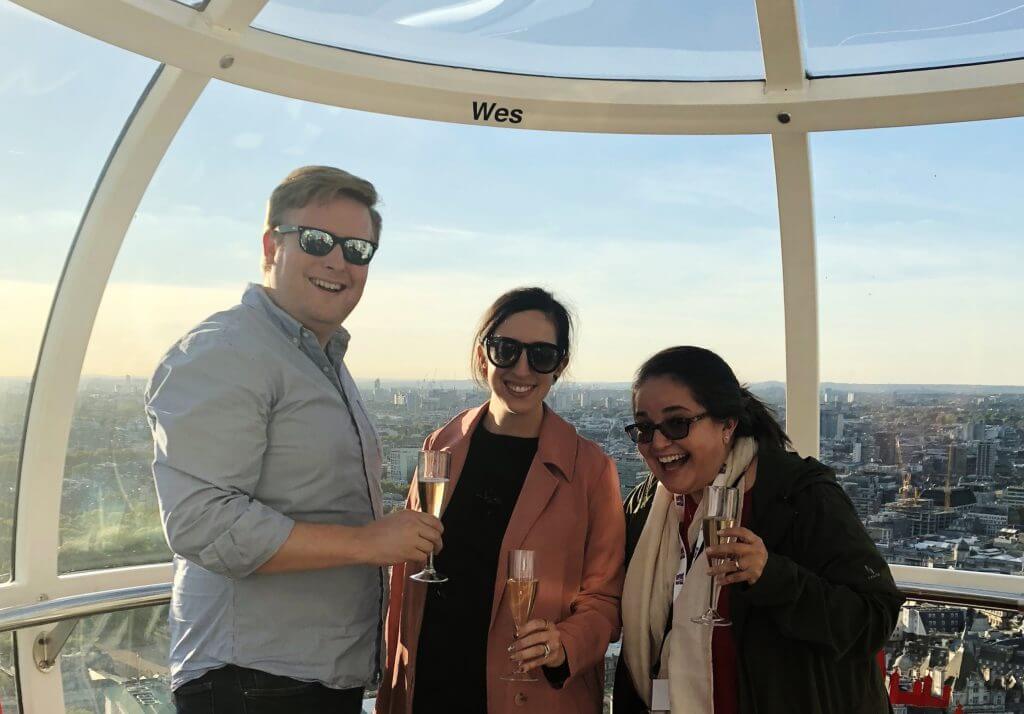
[651,679,670,712]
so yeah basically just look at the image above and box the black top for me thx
[413,425,538,714]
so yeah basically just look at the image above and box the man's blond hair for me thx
[263,165,382,272]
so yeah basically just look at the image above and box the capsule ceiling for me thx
[248,0,1024,79]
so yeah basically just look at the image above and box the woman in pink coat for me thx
[377,287,625,714]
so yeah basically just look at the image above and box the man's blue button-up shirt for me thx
[145,283,385,691]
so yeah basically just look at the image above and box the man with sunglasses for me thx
[146,166,443,714]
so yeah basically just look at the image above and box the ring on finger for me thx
[542,643,551,659]
[732,558,742,572]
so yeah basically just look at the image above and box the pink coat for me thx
[376,404,625,714]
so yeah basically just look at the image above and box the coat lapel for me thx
[435,405,487,517]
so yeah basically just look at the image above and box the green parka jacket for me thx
[613,446,904,714]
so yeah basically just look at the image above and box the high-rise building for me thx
[820,409,844,440]
[875,432,897,465]
[388,447,420,483]
[852,443,863,463]
[1004,485,1024,507]
[976,441,996,477]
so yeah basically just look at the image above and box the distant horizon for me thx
[4,374,1020,393]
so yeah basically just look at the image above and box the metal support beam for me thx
[754,0,806,92]
[32,618,79,672]
[771,132,819,457]
[204,0,268,32]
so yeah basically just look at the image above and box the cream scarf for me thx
[621,437,757,712]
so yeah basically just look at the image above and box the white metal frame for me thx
[3,0,1024,707]
[13,0,1024,134]
[772,132,820,458]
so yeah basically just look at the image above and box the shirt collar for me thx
[241,283,352,359]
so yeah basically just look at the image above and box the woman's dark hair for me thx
[471,287,574,387]
[633,346,791,450]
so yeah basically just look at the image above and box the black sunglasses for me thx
[484,336,565,375]
[625,413,709,444]
[274,225,378,266]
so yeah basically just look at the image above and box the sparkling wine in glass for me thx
[410,450,451,584]
[692,485,740,626]
[501,549,539,682]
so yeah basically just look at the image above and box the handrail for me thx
[0,579,1018,636]
[0,583,171,634]
[895,579,1023,613]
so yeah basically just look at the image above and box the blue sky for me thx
[1,1,1022,385]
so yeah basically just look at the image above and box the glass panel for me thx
[58,604,376,711]
[61,605,173,713]
[815,122,1024,712]
[813,120,1024,707]
[62,78,783,568]
[253,0,764,80]
[59,378,172,572]
[884,600,1023,710]
[0,633,21,713]
[799,0,1024,76]
[0,2,158,582]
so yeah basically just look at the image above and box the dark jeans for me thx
[173,665,364,714]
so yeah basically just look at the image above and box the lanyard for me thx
[673,494,705,601]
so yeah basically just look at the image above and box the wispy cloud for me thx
[0,67,81,96]
[231,132,265,150]
[632,159,777,221]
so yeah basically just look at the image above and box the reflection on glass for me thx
[58,380,171,572]
[0,633,21,713]
[0,2,158,581]
[253,0,764,80]
[61,605,172,713]
[798,0,1024,76]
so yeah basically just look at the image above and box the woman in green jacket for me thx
[614,346,903,714]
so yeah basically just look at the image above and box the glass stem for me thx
[708,560,717,614]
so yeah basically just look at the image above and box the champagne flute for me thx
[692,485,740,626]
[410,450,451,584]
[500,549,539,682]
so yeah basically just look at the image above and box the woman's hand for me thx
[509,619,567,672]
[705,526,768,586]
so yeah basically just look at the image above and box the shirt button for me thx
[514,692,528,706]
[322,366,331,374]
[291,337,299,345]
